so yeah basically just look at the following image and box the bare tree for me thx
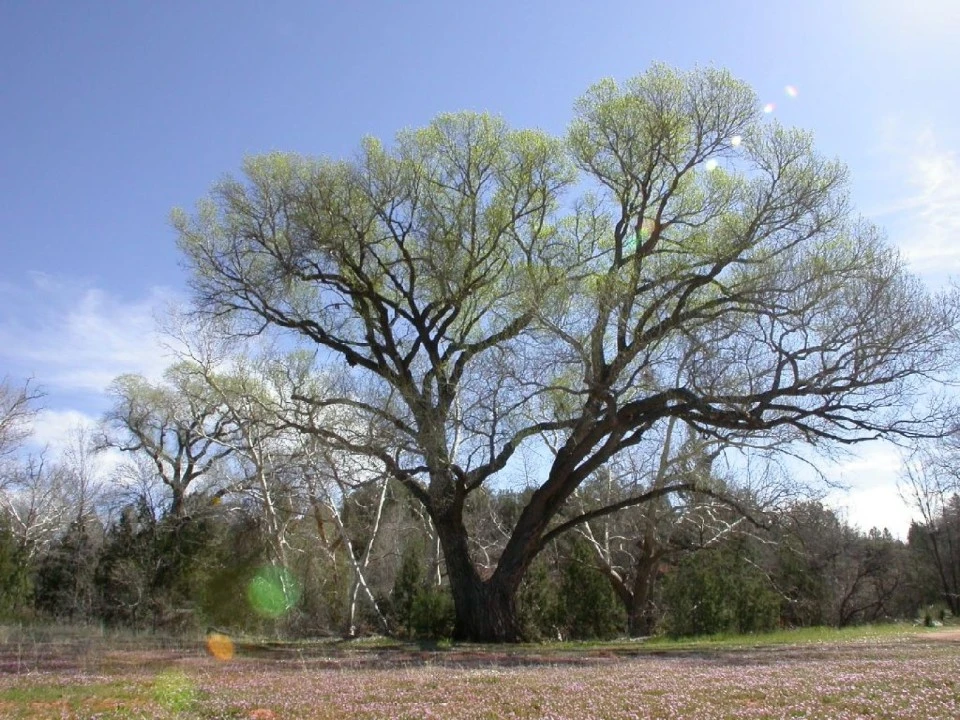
[176,65,959,640]
[166,316,394,635]
[98,367,237,518]
[296,441,390,636]
[0,377,42,466]
[0,455,70,562]
[900,446,960,614]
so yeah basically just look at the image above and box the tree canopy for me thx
[174,64,958,641]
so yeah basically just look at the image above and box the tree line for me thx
[3,64,960,641]
[0,372,957,640]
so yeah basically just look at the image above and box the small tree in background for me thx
[389,541,424,638]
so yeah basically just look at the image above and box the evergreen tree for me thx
[0,516,30,619]
[661,540,779,637]
[389,542,424,638]
[34,516,100,622]
[557,539,625,640]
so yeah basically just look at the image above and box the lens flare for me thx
[705,158,719,172]
[785,85,799,98]
[636,217,658,243]
[248,710,277,720]
[763,103,776,114]
[205,632,235,661]
[730,135,742,147]
[248,565,301,619]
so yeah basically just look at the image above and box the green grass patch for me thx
[153,669,200,713]
[0,680,152,720]
[638,622,922,650]
[0,681,139,704]
[417,622,924,657]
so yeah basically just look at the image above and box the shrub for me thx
[557,539,625,640]
[410,586,455,640]
[661,544,779,638]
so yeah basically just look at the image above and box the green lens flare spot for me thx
[247,565,301,618]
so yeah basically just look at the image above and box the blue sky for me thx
[2,0,958,535]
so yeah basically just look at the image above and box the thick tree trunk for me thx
[169,486,186,519]
[433,503,524,642]
[627,549,660,636]
[451,572,523,642]
[426,448,584,642]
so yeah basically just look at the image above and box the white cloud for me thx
[868,124,960,274]
[823,444,919,539]
[0,276,179,395]
[27,407,123,474]
[30,408,99,449]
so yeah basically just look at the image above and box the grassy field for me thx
[0,624,957,718]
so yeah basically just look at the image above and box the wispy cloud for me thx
[868,123,960,274]
[0,274,180,396]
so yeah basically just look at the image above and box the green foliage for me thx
[389,541,424,637]
[661,542,779,638]
[33,517,100,621]
[775,540,830,627]
[152,669,198,713]
[386,540,454,640]
[194,513,262,631]
[297,547,352,636]
[94,502,156,627]
[0,517,31,619]
[94,499,229,631]
[410,585,456,641]
[517,557,561,641]
[557,539,625,640]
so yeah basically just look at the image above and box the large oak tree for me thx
[175,65,957,641]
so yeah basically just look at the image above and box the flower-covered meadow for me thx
[0,629,957,718]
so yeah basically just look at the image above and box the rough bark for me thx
[432,497,525,641]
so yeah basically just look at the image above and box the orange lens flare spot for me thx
[248,709,277,719]
[206,632,235,661]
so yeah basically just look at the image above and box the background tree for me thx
[555,536,625,640]
[661,532,780,637]
[900,446,960,615]
[0,377,45,616]
[176,64,958,641]
[98,366,236,518]
[567,418,771,636]
[0,377,41,466]
[32,427,106,622]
